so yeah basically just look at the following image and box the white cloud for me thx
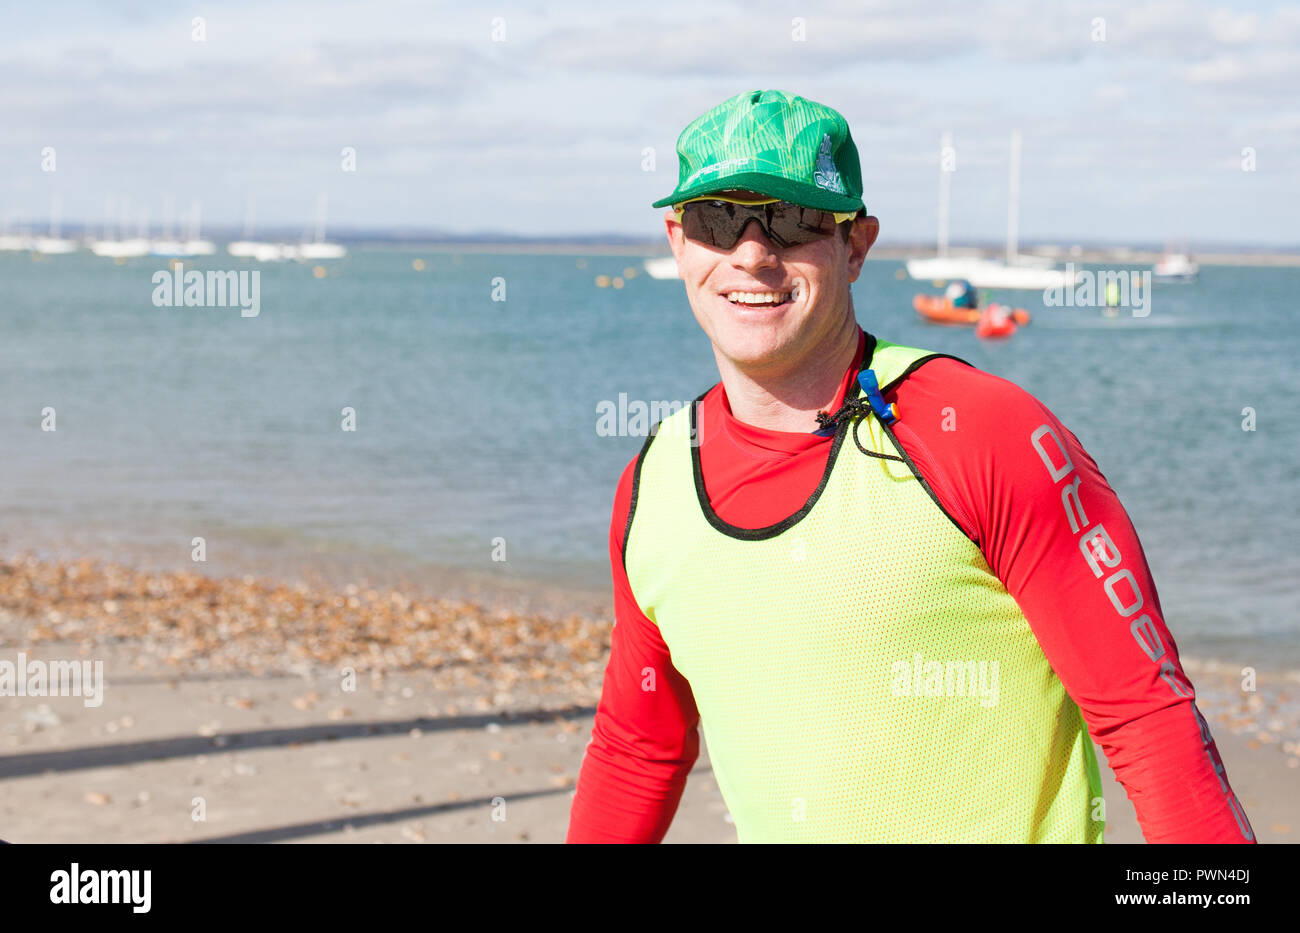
[0,0,1295,243]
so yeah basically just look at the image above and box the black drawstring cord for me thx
[815,397,906,463]
[814,397,871,432]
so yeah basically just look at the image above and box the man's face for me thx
[665,190,879,375]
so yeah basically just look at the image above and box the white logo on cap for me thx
[813,134,845,194]
[684,157,752,186]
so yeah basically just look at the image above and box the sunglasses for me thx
[673,195,859,249]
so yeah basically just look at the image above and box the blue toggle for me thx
[857,369,900,425]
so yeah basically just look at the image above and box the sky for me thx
[1,0,1297,246]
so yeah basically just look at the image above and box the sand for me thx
[1,556,1295,843]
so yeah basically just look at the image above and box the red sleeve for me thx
[565,456,701,843]
[890,359,1255,844]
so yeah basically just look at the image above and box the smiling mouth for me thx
[724,285,799,308]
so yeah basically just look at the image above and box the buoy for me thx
[412,258,426,271]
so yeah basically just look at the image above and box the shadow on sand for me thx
[0,705,597,779]
[179,788,572,843]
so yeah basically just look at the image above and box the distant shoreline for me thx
[357,242,1300,267]
[7,227,1298,266]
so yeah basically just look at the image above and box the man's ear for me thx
[846,215,880,284]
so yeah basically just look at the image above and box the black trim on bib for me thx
[686,335,875,542]
[875,405,974,544]
[690,347,978,543]
[622,386,713,571]
[878,352,970,395]
[627,341,980,549]
[873,353,977,544]
[691,403,852,540]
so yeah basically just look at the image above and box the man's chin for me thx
[711,328,800,370]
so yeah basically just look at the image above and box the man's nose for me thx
[730,218,779,263]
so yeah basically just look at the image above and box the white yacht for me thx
[152,200,215,257]
[1153,252,1198,283]
[906,131,1078,291]
[294,194,347,260]
[227,196,295,262]
[31,196,79,254]
[228,240,295,262]
[88,196,150,258]
[643,256,679,279]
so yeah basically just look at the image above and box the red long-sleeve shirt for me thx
[567,328,1254,844]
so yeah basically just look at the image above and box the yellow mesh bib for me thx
[624,341,1103,843]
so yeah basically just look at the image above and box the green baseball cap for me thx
[652,89,865,213]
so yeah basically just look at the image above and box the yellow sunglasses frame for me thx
[672,194,858,226]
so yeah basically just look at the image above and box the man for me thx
[946,278,977,309]
[567,89,1254,843]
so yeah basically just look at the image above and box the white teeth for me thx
[726,291,792,304]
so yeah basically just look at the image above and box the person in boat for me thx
[567,88,1254,844]
[984,301,1011,326]
[945,278,977,309]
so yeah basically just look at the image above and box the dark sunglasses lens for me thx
[683,201,839,248]
[768,204,838,244]
[686,201,748,248]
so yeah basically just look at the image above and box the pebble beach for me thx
[1,554,1297,844]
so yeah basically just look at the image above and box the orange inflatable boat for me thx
[913,294,980,325]
[913,294,1030,329]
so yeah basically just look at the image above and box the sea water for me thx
[0,250,1295,665]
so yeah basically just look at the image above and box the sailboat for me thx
[89,196,150,258]
[94,237,151,258]
[182,200,215,256]
[150,197,187,256]
[31,196,79,254]
[228,195,294,262]
[151,199,214,257]
[1153,248,1198,283]
[643,256,679,279]
[293,194,347,260]
[906,131,1077,290]
[0,212,31,251]
[228,239,295,262]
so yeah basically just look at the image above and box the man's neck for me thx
[717,321,862,433]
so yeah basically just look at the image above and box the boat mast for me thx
[314,194,327,244]
[162,195,174,240]
[103,195,116,241]
[1006,129,1021,265]
[938,131,951,258]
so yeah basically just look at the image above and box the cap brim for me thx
[652,172,863,212]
